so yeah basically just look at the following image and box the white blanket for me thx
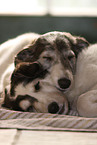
[0,33,39,92]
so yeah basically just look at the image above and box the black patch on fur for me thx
[3,90,38,111]
[12,95,38,111]
[55,36,70,51]
[10,62,48,96]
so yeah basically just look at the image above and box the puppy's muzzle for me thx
[19,99,68,115]
[58,77,71,90]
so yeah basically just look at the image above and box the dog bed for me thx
[0,97,97,132]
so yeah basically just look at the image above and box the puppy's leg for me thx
[77,90,97,117]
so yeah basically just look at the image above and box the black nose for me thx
[58,77,71,90]
[48,102,59,114]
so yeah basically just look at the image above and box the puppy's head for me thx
[3,62,68,114]
[15,31,89,92]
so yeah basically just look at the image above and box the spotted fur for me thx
[2,31,89,114]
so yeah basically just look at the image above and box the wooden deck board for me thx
[0,129,17,145]
[0,129,97,145]
[11,130,97,145]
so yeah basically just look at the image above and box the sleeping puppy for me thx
[1,31,89,114]
[66,44,97,117]
[3,62,68,114]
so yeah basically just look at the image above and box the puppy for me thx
[3,62,68,114]
[66,44,97,117]
[1,31,89,114]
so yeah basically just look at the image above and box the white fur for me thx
[66,44,97,117]
[0,33,40,92]
[19,100,31,111]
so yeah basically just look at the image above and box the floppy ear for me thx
[10,62,47,96]
[15,44,36,66]
[15,38,45,66]
[14,62,41,78]
[11,62,44,85]
[72,37,89,57]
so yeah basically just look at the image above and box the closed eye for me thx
[43,56,53,61]
[34,81,40,91]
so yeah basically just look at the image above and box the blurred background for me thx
[0,0,97,43]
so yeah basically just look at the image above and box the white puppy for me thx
[66,44,97,117]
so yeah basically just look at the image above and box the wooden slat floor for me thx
[0,129,97,145]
